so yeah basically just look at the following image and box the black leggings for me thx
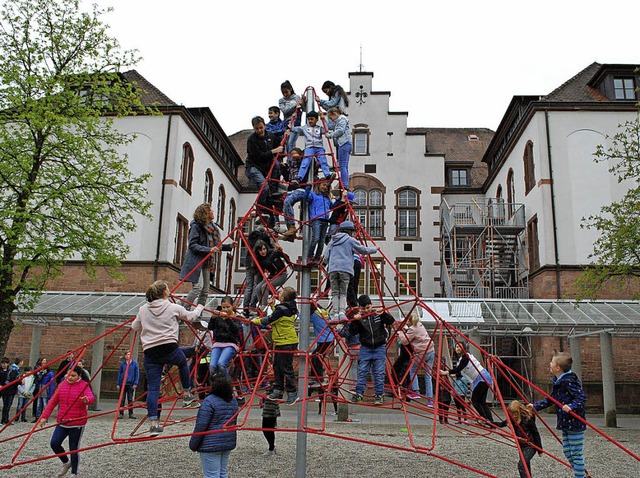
[262,416,277,450]
[471,381,493,421]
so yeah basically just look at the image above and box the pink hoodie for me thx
[41,379,95,427]
[131,299,203,351]
[400,322,434,355]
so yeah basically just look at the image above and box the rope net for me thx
[1,86,637,476]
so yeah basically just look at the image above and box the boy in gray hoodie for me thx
[323,221,378,321]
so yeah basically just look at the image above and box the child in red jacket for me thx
[38,366,95,478]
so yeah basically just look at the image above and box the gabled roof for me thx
[122,70,177,107]
[542,62,608,102]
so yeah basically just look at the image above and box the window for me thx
[496,184,503,200]
[358,259,384,297]
[237,218,254,270]
[523,141,535,194]
[228,199,236,237]
[351,174,386,239]
[174,214,189,265]
[527,215,540,271]
[396,188,419,238]
[204,169,214,204]
[353,124,370,155]
[180,143,194,194]
[614,77,636,100]
[397,260,420,296]
[506,168,515,217]
[449,168,469,187]
[216,185,226,229]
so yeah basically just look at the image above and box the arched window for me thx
[204,169,214,204]
[496,184,503,200]
[228,199,236,236]
[506,169,515,217]
[216,185,226,229]
[351,174,385,239]
[179,143,194,194]
[523,141,535,194]
[396,187,420,238]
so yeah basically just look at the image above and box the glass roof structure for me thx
[12,292,640,336]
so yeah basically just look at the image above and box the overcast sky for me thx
[95,0,639,136]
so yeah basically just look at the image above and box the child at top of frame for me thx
[286,111,334,185]
[305,181,332,265]
[319,81,349,116]
[349,294,394,406]
[207,296,242,377]
[323,221,378,322]
[440,341,494,424]
[252,286,299,406]
[131,280,205,436]
[279,80,302,152]
[265,105,287,146]
[531,351,586,478]
[251,239,290,309]
[325,107,352,189]
[497,400,543,478]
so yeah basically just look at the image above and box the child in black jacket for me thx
[497,400,543,478]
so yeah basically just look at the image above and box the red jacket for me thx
[42,379,95,427]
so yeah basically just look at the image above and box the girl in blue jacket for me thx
[189,373,239,478]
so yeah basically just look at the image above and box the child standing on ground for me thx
[252,287,299,405]
[498,400,543,478]
[287,111,334,184]
[349,295,395,405]
[132,280,205,436]
[400,313,435,404]
[261,396,281,456]
[323,221,378,321]
[531,352,586,478]
[16,367,34,422]
[325,107,352,189]
[38,367,94,478]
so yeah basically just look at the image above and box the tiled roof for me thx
[228,129,257,190]
[542,62,609,102]
[407,127,493,188]
[121,70,177,107]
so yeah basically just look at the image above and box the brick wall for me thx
[529,267,640,299]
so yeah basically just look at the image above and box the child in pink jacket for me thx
[400,313,435,404]
[38,366,95,478]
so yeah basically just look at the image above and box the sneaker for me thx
[308,380,320,388]
[149,425,163,437]
[267,389,284,401]
[374,395,384,406]
[128,414,136,419]
[407,391,420,400]
[282,225,297,237]
[290,178,300,186]
[236,396,246,406]
[262,449,276,457]
[321,378,330,386]
[350,393,363,403]
[182,390,195,408]
[285,392,298,405]
[57,461,72,476]
[338,311,347,321]
[118,414,124,419]
[426,399,434,407]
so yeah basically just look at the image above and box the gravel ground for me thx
[2,407,639,477]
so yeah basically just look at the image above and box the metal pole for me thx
[29,325,43,367]
[599,331,617,427]
[295,87,316,478]
[90,322,106,410]
[568,335,582,380]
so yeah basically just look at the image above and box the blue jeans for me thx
[337,141,352,188]
[200,450,231,478]
[298,147,330,181]
[283,188,306,227]
[411,350,435,398]
[36,396,49,419]
[286,130,299,153]
[119,384,135,416]
[16,396,30,420]
[308,220,329,259]
[356,345,387,396]
[50,425,84,474]
[245,166,270,211]
[209,346,237,376]
[143,346,191,421]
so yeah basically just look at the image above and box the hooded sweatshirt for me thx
[132,299,204,352]
[323,232,377,275]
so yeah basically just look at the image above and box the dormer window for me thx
[467,134,479,141]
[613,77,636,100]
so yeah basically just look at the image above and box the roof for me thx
[121,70,178,107]
[14,292,640,337]
[542,62,609,102]
[228,129,258,190]
[407,127,494,188]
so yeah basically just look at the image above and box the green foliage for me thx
[578,115,640,299]
[0,0,153,353]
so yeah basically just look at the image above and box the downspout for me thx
[544,110,562,299]
[154,114,173,280]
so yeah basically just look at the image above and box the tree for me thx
[578,115,640,299]
[0,0,152,355]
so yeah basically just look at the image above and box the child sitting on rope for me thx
[323,221,378,321]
